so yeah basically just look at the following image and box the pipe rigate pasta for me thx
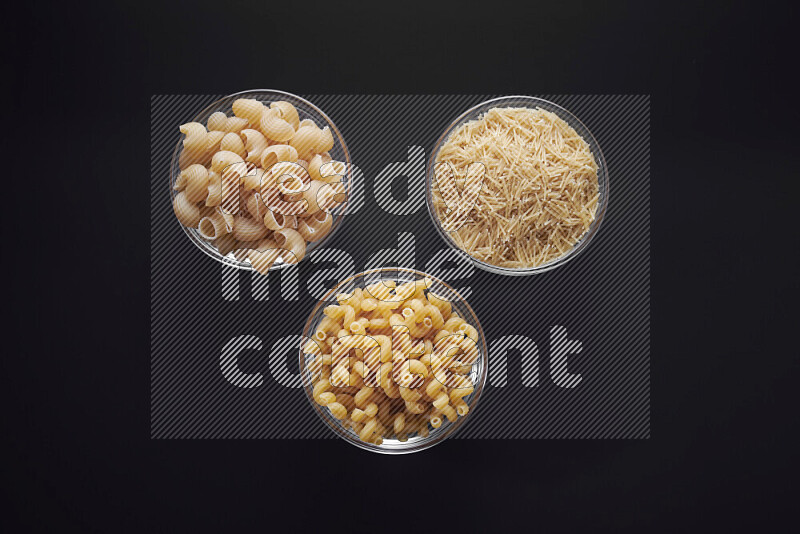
[173,96,347,273]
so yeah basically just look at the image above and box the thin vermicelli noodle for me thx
[432,107,599,269]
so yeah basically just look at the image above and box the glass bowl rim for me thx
[425,95,610,276]
[299,267,489,454]
[168,89,353,271]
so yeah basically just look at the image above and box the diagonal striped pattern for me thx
[151,95,650,440]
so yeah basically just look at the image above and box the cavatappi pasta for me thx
[303,278,479,445]
[173,98,347,273]
[432,107,599,269]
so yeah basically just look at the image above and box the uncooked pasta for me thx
[432,107,599,269]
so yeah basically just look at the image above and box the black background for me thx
[7,0,796,532]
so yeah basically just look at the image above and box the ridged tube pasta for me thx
[178,122,209,169]
[270,101,300,130]
[211,150,246,177]
[205,130,225,154]
[174,101,346,277]
[272,161,311,197]
[231,216,268,242]
[197,211,228,240]
[245,193,270,220]
[263,210,297,231]
[179,122,207,151]
[240,167,265,191]
[219,132,246,158]
[317,160,347,185]
[261,144,299,170]
[297,211,333,242]
[260,186,307,216]
[214,233,237,256]
[308,153,331,181]
[241,129,268,164]
[300,179,327,215]
[315,126,334,153]
[290,124,321,160]
[232,98,265,126]
[248,238,292,275]
[205,171,222,207]
[224,116,249,133]
[180,164,210,203]
[173,191,200,227]
[207,111,228,131]
[273,227,306,263]
[260,108,294,142]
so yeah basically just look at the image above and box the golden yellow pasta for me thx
[173,97,348,273]
[303,278,478,444]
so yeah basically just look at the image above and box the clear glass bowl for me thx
[425,95,609,276]
[169,89,352,271]
[300,268,488,454]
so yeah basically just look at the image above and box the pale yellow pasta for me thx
[349,317,369,335]
[440,404,457,423]
[315,126,334,153]
[219,132,246,158]
[232,216,268,242]
[197,211,228,240]
[207,111,228,131]
[289,124,321,160]
[216,206,234,233]
[241,167,265,191]
[241,129,268,163]
[205,130,225,153]
[274,227,306,263]
[260,107,294,142]
[308,153,330,181]
[272,161,310,196]
[179,122,207,151]
[443,316,466,332]
[316,160,347,184]
[174,98,344,273]
[179,164,210,203]
[327,402,347,419]
[232,98,265,126]
[297,211,333,242]
[261,210,295,231]
[317,392,336,406]
[270,101,300,130]
[458,323,479,343]
[224,116,249,133]
[214,233,237,256]
[261,144,299,169]
[245,193,270,220]
[178,122,210,169]
[173,191,201,227]
[300,179,326,215]
[248,238,293,275]
[210,150,246,177]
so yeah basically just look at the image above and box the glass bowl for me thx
[300,268,488,454]
[425,95,609,276]
[169,89,352,271]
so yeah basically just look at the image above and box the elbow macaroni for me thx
[173,98,347,273]
[304,278,479,444]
